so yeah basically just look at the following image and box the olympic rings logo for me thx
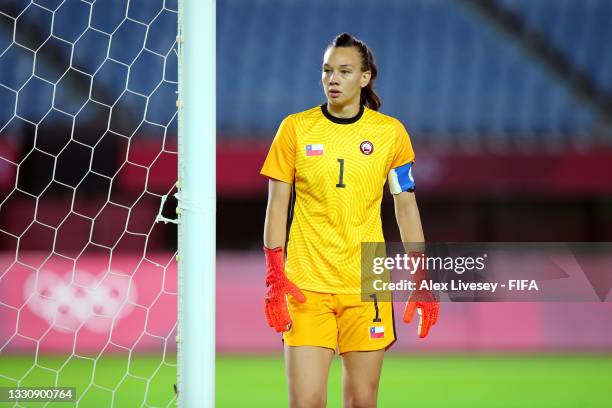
[24,271,138,333]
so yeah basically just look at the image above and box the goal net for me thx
[0,0,179,406]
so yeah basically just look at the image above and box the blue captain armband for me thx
[388,161,415,194]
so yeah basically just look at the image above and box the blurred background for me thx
[1,0,612,407]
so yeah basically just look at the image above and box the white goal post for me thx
[177,0,216,407]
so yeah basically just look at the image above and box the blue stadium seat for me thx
[498,0,612,94]
[0,0,609,146]
[216,0,603,142]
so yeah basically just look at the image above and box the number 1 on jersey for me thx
[336,158,346,188]
[369,293,382,322]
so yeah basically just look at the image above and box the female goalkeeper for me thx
[261,32,439,408]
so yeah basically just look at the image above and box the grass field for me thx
[218,353,612,408]
[0,354,177,407]
[1,353,611,407]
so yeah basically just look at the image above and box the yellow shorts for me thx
[283,290,396,354]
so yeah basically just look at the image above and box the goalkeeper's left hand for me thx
[403,288,439,338]
[402,251,440,338]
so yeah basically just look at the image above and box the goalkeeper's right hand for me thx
[264,246,306,332]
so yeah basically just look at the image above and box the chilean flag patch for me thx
[306,144,324,156]
[369,326,385,339]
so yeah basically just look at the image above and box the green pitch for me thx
[217,353,612,408]
[1,353,611,407]
[0,354,177,407]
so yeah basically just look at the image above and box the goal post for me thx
[177,0,216,407]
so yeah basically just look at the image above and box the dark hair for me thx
[328,32,381,111]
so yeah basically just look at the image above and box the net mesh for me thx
[0,0,178,406]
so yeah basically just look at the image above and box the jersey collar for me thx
[320,103,364,124]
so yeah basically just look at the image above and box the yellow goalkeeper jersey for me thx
[261,104,415,294]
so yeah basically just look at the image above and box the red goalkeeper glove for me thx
[264,246,306,332]
[403,251,440,338]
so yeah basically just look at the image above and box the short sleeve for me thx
[390,120,415,169]
[260,116,296,183]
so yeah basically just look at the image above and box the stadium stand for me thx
[1,0,610,146]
